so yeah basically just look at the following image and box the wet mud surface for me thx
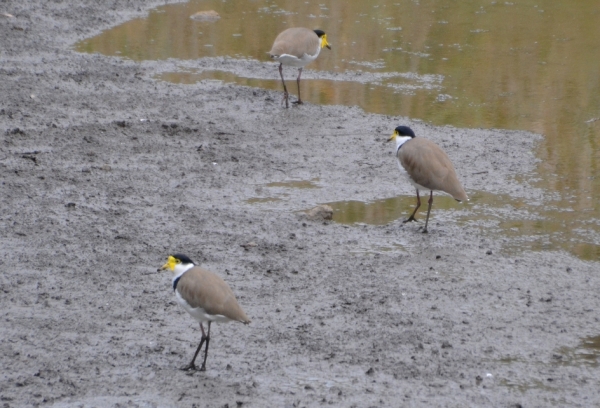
[1,1,599,407]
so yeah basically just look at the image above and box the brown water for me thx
[557,335,600,367]
[327,195,462,226]
[76,0,600,260]
[327,190,600,259]
[245,197,283,204]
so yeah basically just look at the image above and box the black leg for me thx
[199,321,211,372]
[292,68,303,105]
[181,322,208,371]
[403,189,420,223]
[278,63,289,109]
[422,191,434,233]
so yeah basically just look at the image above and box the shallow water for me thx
[325,190,600,259]
[557,335,600,367]
[76,0,600,260]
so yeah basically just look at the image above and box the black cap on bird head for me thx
[171,254,195,265]
[394,126,416,138]
[313,29,331,50]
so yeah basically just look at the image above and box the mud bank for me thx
[1,1,599,407]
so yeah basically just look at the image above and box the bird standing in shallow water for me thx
[268,27,331,108]
[159,254,250,371]
[389,125,468,233]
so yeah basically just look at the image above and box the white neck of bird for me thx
[315,40,323,56]
[172,262,194,280]
[395,136,412,152]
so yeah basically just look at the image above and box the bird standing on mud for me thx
[268,27,331,108]
[159,254,250,371]
[389,125,468,233]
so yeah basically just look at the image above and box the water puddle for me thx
[326,191,600,260]
[265,179,321,189]
[245,179,320,205]
[76,0,600,261]
[348,242,408,256]
[157,70,433,113]
[498,378,558,393]
[245,197,282,204]
[327,195,460,226]
[555,335,600,367]
[494,335,600,398]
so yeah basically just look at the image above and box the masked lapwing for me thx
[159,254,250,371]
[268,27,331,108]
[389,125,468,233]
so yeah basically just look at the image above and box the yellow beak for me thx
[322,35,331,50]
[388,133,397,142]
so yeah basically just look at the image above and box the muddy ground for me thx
[1,1,599,407]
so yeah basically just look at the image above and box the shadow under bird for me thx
[268,27,331,108]
[388,125,468,233]
[159,254,250,371]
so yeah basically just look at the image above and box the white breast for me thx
[274,42,322,68]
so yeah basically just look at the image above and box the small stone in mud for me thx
[65,202,76,208]
[486,250,493,255]
[365,367,375,375]
[441,341,452,349]
[305,205,333,221]
[566,267,572,272]
[436,255,441,259]
[240,242,257,250]
[190,10,220,21]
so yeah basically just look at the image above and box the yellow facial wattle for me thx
[161,255,177,271]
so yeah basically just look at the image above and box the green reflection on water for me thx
[76,0,600,260]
